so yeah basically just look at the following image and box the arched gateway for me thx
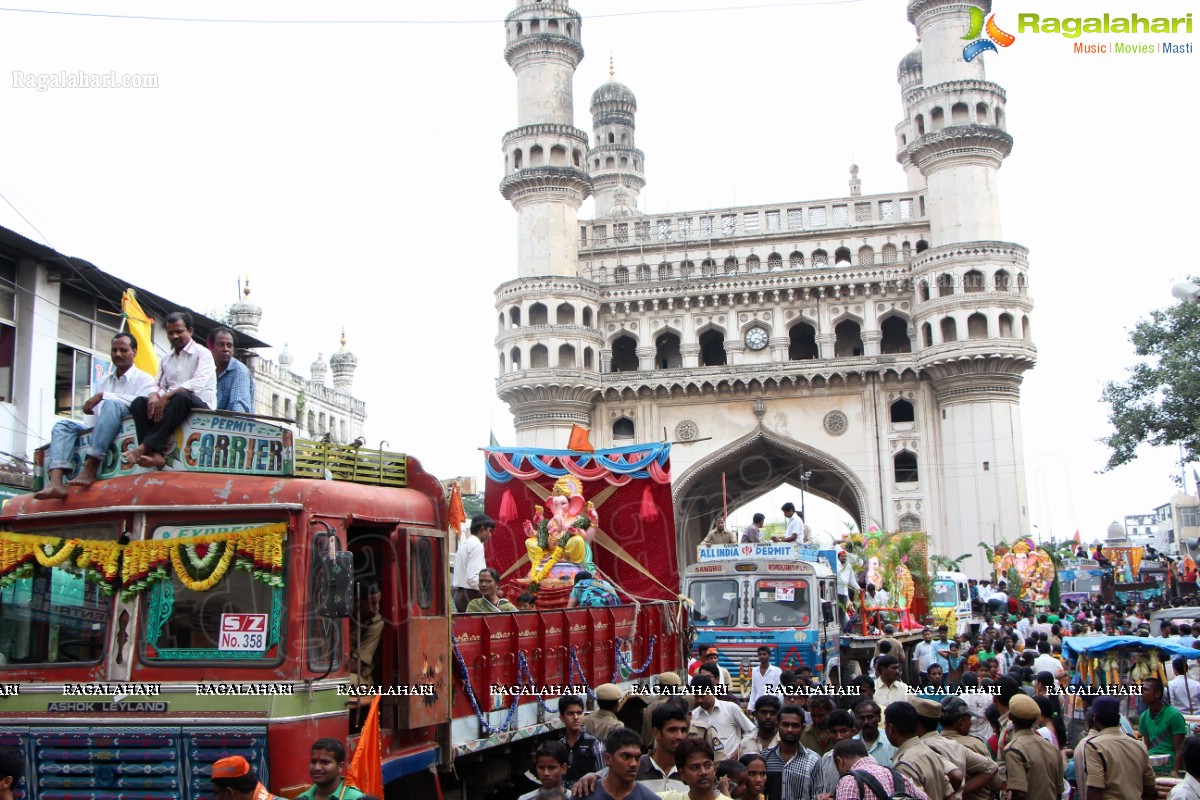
[673,427,868,559]
[493,0,1037,574]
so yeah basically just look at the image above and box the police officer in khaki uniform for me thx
[885,700,961,800]
[940,696,1001,800]
[912,698,997,800]
[1003,694,1064,800]
[656,696,727,757]
[585,684,626,740]
[1083,696,1156,800]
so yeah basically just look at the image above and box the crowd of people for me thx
[501,589,1200,800]
[34,312,255,499]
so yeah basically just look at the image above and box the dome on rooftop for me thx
[591,80,637,109]
[898,47,923,76]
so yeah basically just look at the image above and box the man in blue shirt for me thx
[211,326,255,413]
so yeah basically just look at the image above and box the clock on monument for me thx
[744,326,769,350]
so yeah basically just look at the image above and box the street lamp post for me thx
[799,467,813,520]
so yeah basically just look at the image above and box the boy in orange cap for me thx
[211,755,281,800]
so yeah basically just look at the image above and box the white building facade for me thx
[228,282,366,443]
[493,0,1035,569]
[0,231,366,487]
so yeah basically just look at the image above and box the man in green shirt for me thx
[1139,678,1187,773]
[297,739,365,800]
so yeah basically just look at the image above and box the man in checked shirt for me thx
[819,739,928,800]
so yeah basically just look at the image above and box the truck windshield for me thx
[931,579,957,607]
[754,579,810,627]
[689,579,739,627]
[0,523,117,665]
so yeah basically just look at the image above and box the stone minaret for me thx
[499,0,591,278]
[496,0,601,447]
[329,329,358,392]
[588,58,645,219]
[899,0,1036,554]
[230,276,262,336]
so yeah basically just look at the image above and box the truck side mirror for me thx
[821,600,834,624]
[321,551,354,618]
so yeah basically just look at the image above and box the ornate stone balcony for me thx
[494,323,603,347]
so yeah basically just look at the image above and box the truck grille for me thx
[7,727,268,800]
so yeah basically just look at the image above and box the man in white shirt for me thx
[689,674,755,758]
[1169,732,1200,800]
[36,332,157,499]
[836,550,860,608]
[873,655,909,707]
[1016,611,1034,640]
[1031,641,1062,676]
[452,514,495,612]
[912,628,935,676]
[748,646,783,710]
[1169,656,1200,714]
[776,502,803,542]
[124,312,217,470]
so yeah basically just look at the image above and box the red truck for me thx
[0,414,681,800]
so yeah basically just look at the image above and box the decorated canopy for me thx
[483,443,678,602]
[1062,635,1200,660]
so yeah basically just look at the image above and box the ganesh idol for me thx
[521,474,599,587]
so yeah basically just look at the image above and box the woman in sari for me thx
[466,568,518,613]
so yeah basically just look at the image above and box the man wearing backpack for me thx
[816,738,927,800]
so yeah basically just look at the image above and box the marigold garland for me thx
[0,524,286,600]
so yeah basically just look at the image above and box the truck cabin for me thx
[683,543,837,685]
[930,571,973,636]
[0,435,449,798]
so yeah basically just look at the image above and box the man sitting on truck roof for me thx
[740,514,766,544]
[776,503,803,543]
[35,331,156,499]
[702,515,736,546]
[123,311,217,470]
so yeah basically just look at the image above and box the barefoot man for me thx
[35,332,156,499]
[124,311,216,470]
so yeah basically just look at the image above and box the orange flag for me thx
[567,424,594,452]
[447,481,467,537]
[345,695,382,797]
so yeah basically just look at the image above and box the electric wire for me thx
[0,1,870,26]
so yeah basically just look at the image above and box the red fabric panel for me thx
[485,473,679,602]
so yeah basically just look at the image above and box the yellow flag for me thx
[121,289,158,377]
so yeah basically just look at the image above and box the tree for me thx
[462,492,484,519]
[1100,288,1200,480]
[930,553,972,573]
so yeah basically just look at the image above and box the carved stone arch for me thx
[738,318,773,337]
[672,427,870,555]
[694,320,728,337]
[829,308,865,327]
[607,327,641,346]
[785,315,817,332]
[876,308,912,323]
[654,323,684,340]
